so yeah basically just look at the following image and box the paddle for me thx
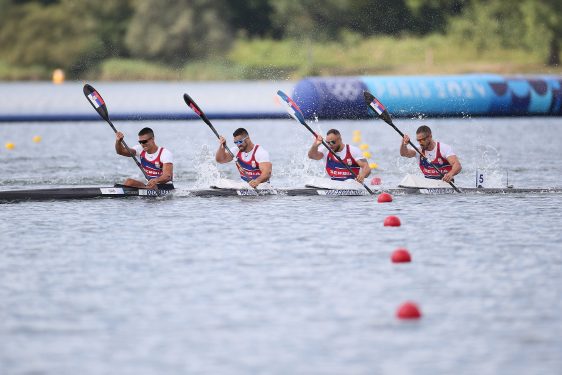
[183,93,256,188]
[277,90,375,195]
[83,84,150,181]
[363,90,461,193]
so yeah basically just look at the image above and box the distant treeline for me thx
[0,0,560,79]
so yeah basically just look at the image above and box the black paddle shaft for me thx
[83,84,150,181]
[183,93,238,160]
[183,93,257,184]
[363,91,461,193]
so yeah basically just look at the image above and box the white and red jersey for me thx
[324,144,363,181]
[132,145,173,180]
[418,142,453,179]
[234,145,270,182]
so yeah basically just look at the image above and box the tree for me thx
[405,0,465,34]
[448,1,528,52]
[124,0,233,64]
[522,0,562,66]
[270,0,352,40]
[0,1,102,73]
[447,0,561,65]
[224,0,278,38]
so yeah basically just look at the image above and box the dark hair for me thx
[327,129,340,136]
[233,128,248,137]
[138,127,154,137]
[416,125,432,135]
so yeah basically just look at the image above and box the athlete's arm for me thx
[146,163,173,188]
[443,155,461,182]
[115,132,137,157]
[308,135,324,160]
[248,162,272,188]
[355,158,371,183]
[215,136,234,164]
[400,135,417,158]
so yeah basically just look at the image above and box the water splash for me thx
[192,144,221,189]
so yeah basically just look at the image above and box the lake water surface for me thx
[1,86,561,374]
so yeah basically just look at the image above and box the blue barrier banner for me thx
[293,75,562,119]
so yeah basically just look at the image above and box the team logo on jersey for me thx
[251,161,256,168]
[347,159,352,166]
[155,162,160,168]
[438,158,443,164]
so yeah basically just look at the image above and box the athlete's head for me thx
[326,129,342,152]
[233,128,250,151]
[138,127,155,150]
[416,125,433,151]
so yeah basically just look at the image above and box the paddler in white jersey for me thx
[400,125,461,183]
[308,128,371,183]
[115,127,174,189]
[215,127,272,188]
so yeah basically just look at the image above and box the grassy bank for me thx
[2,34,561,81]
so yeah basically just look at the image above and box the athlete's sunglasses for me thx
[326,140,337,145]
[233,136,248,145]
[138,138,152,144]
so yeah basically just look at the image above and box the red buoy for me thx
[370,177,382,185]
[377,192,393,203]
[391,248,411,263]
[383,215,401,227]
[396,301,422,319]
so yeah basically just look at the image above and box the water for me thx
[1,105,562,373]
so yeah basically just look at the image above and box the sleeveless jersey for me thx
[236,145,263,182]
[325,144,361,181]
[419,142,452,179]
[140,147,165,180]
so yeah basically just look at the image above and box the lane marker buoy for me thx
[391,248,411,263]
[384,215,401,227]
[377,192,393,203]
[396,301,422,319]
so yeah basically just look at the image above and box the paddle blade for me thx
[83,84,110,121]
[363,91,393,125]
[183,93,211,124]
[277,90,307,126]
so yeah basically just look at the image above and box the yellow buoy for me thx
[352,136,361,144]
[352,130,361,136]
[52,69,65,84]
[5,142,15,150]
[32,135,42,143]
[362,151,372,159]
[359,143,369,151]
[369,162,378,169]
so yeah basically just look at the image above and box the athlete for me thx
[115,127,174,189]
[308,129,371,183]
[400,125,461,183]
[215,128,272,188]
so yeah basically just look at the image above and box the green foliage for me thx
[448,0,525,52]
[405,0,465,34]
[124,0,233,64]
[270,0,352,40]
[0,0,561,79]
[0,1,102,73]
[447,0,562,65]
[0,60,48,80]
[224,0,278,38]
[96,58,180,81]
